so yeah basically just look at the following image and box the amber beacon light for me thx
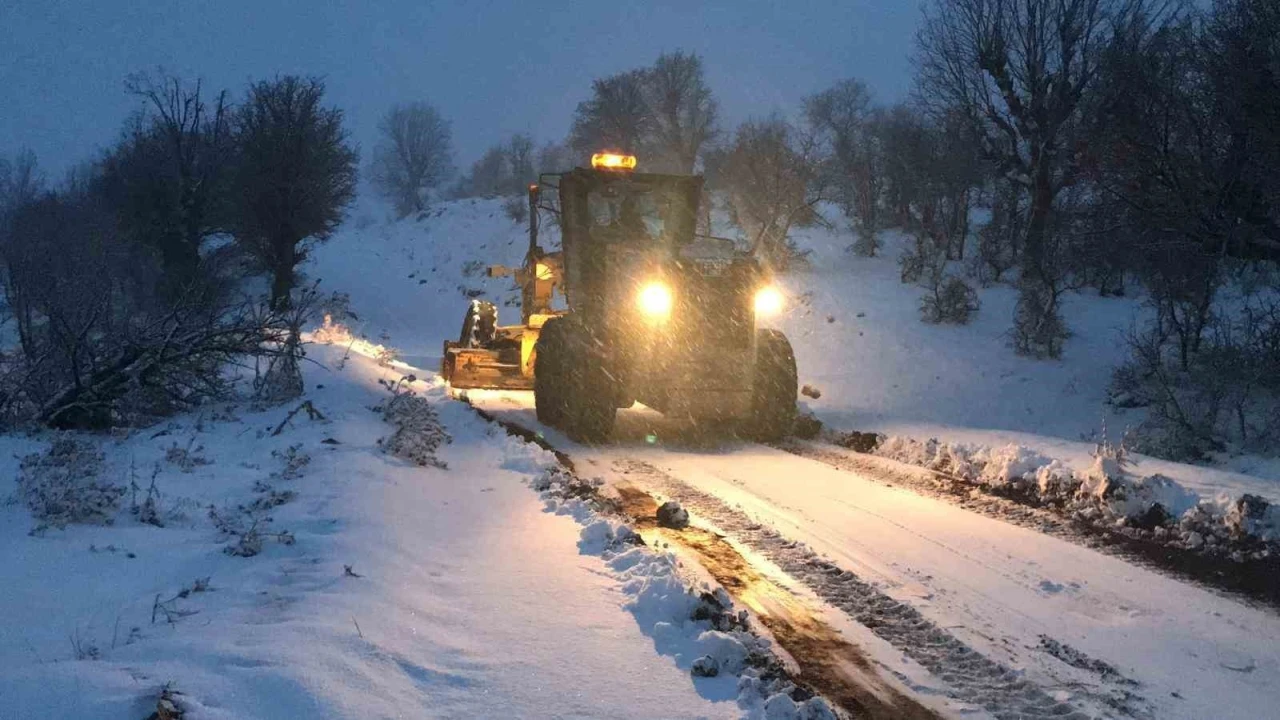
[591,152,637,171]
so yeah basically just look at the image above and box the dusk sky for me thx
[1,1,922,179]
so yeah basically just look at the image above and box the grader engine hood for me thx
[670,256,758,350]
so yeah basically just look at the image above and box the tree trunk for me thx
[160,240,201,298]
[270,240,297,310]
[1023,162,1054,286]
[271,267,293,311]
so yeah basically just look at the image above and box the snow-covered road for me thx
[306,197,1280,717]
[467,391,1280,720]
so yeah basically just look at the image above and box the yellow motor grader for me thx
[441,152,796,442]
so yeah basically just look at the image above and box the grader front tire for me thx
[749,329,798,442]
[533,319,568,426]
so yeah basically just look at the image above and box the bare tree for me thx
[713,117,828,270]
[805,79,881,253]
[568,70,653,163]
[506,133,536,189]
[876,104,933,228]
[453,134,537,199]
[644,51,719,173]
[1084,0,1280,457]
[230,76,358,309]
[0,150,44,217]
[536,141,571,175]
[95,73,234,297]
[917,0,1154,357]
[370,102,453,218]
[0,178,273,430]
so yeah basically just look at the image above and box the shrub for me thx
[164,439,212,473]
[920,275,979,324]
[377,376,451,468]
[970,190,1021,286]
[16,437,122,528]
[899,244,926,283]
[502,195,528,224]
[850,228,880,258]
[1013,281,1068,358]
[1115,301,1280,460]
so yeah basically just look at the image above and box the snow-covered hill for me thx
[311,197,1280,504]
[6,196,1279,720]
[315,198,1138,435]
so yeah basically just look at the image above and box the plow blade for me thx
[441,345,534,390]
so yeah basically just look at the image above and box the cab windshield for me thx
[587,184,667,242]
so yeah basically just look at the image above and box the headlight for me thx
[637,281,673,320]
[754,286,784,316]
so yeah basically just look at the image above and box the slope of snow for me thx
[776,224,1280,511]
[311,198,1280,500]
[0,344,741,719]
[312,199,542,369]
[777,223,1140,443]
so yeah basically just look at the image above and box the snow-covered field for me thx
[0,344,756,719]
[318,199,1280,500]
[6,196,1280,719]
[313,199,1280,716]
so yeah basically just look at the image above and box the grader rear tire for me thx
[457,300,498,347]
[749,329,798,442]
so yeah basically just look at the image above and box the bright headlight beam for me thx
[754,286,784,316]
[637,281,673,320]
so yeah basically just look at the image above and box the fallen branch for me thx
[270,400,325,436]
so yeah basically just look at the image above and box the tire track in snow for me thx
[781,440,1280,611]
[614,483,943,720]
[612,458,1149,720]
[467,399,940,719]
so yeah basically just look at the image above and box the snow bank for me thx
[1,344,755,719]
[870,434,1279,555]
[532,467,837,719]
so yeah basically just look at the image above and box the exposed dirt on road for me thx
[615,484,943,720]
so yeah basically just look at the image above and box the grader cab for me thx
[441,152,797,442]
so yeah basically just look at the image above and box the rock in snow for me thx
[656,500,689,529]
[690,654,719,677]
[695,630,749,675]
[764,692,800,719]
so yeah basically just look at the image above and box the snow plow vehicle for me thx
[442,152,797,442]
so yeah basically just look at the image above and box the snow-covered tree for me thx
[370,102,454,218]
